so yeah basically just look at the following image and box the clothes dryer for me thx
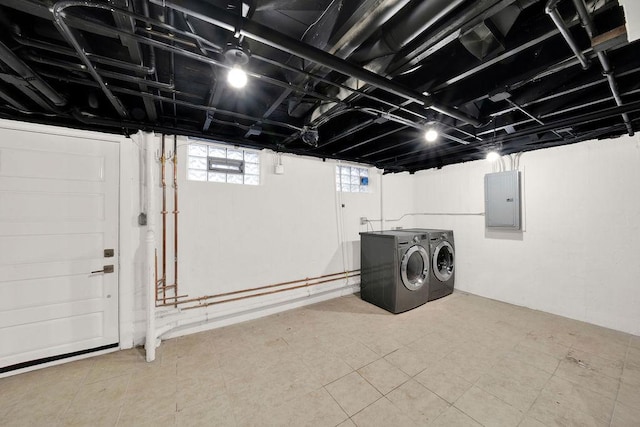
[359,230,431,313]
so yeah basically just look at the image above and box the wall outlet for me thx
[360,217,368,225]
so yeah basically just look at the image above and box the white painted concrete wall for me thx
[4,121,638,347]
[411,134,640,335]
[149,138,416,340]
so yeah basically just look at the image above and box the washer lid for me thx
[400,245,429,291]
[433,241,454,282]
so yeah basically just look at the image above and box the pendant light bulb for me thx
[424,128,438,142]
[227,65,248,89]
[486,150,500,162]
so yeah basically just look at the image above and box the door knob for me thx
[91,265,114,274]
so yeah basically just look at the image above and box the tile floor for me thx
[1,291,639,426]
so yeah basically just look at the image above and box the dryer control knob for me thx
[413,236,420,243]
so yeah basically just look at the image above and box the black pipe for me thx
[0,40,66,107]
[570,0,634,136]
[149,0,482,127]
[545,0,590,69]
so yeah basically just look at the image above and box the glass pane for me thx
[187,170,207,181]
[341,174,350,185]
[208,172,226,182]
[360,185,368,193]
[208,147,226,158]
[244,152,259,163]
[340,166,350,175]
[407,252,425,283]
[336,183,341,191]
[341,184,350,192]
[188,144,207,157]
[188,156,207,170]
[244,163,259,175]
[351,168,359,176]
[360,168,368,177]
[350,176,360,185]
[227,149,243,160]
[351,185,359,192]
[227,174,243,184]
[244,174,259,185]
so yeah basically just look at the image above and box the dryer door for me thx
[400,245,429,291]
[433,241,454,282]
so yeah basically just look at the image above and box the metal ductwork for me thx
[351,0,467,63]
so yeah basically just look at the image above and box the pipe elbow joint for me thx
[544,0,562,14]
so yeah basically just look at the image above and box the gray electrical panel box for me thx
[485,170,521,229]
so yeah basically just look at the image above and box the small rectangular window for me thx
[336,165,369,193]
[187,141,260,185]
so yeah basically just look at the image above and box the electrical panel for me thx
[484,170,521,229]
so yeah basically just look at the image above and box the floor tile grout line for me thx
[608,342,632,427]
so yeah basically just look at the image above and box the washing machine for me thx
[359,230,431,313]
[405,229,455,301]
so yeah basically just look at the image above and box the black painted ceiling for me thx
[0,0,638,172]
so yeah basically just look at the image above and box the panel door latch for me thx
[91,265,114,274]
[104,249,114,257]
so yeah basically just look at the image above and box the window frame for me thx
[336,165,370,193]
[187,141,260,185]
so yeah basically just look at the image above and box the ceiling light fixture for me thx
[227,65,247,88]
[224,40,250,89]
[486,150,500,161]
[424,128,438,142]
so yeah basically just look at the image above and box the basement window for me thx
[336,165,369,193]
[187,143,260,185]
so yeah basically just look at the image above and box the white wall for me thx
[146,138,416,340]
[411,134,640,335]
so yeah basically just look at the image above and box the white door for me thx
[0,128,119,371]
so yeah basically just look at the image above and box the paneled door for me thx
[0,127,119,372]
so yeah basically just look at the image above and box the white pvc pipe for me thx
[144,132,157,362]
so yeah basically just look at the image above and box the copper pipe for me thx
[181,273,360,311]
[160,134,168,304]
[172,134,179,307]
[155,269,361,307]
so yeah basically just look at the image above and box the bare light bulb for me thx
[424,128,438,142]
[486,151,500,161]
[227,66,248,88]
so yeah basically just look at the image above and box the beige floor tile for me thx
[239,388,347,427]
[475,370,542,412]
[454,386,523,427]
[386,379,449,424]
[331,341,381,370]
[175,393,235,427]
[616,380,640,409]
[336,419,356,427]
[610,402,640,427]
[357,358,410,395]
[301,351,354,386]
[414,367,473,404]
[325,372,382,416]
[554,357,620,400]
[68,374,130,412]
[351,397,418,427]
[622,352,640,386]
[383,346,430,377]
[3,293,637,427]
[518,416,548,427]
[528,395,605,426]
[430,406,482,427]
[527,376,614,426]
[505,343,561,374]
